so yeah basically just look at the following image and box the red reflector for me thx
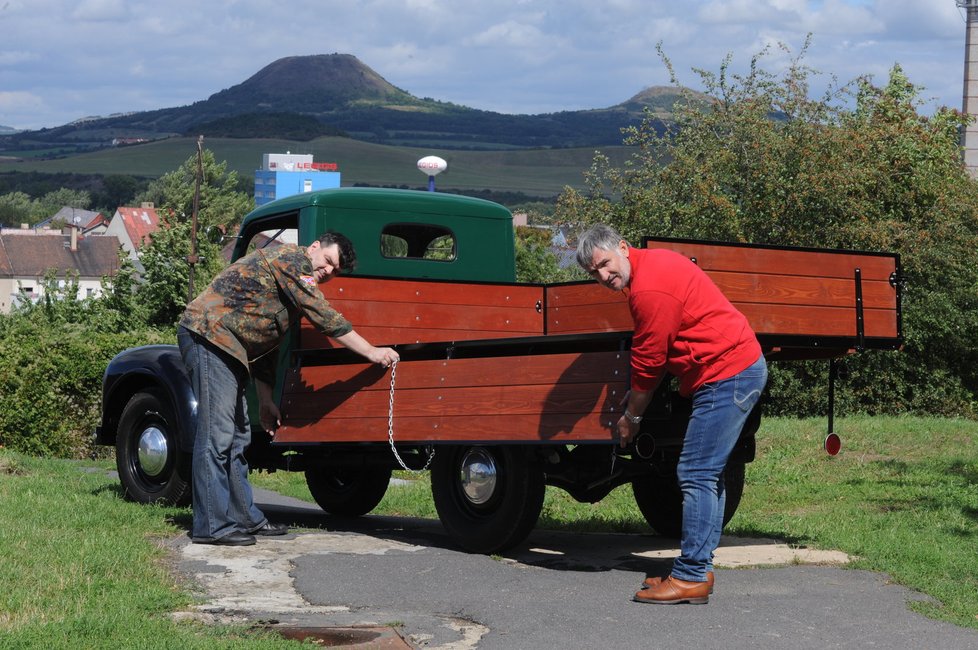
[824,432,842,456]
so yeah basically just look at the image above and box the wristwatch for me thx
[623,409,643,424]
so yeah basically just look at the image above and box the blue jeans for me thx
[672,355,768,582]
[177,327,267,541]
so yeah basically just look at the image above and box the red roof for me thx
[114,206,160,249]
[84,212,110,229]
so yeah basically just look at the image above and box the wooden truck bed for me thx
[274,238,901,445]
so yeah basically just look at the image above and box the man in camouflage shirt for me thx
[177,230,399,546]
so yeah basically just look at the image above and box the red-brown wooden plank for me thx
[710,271,896,309]
[545,300,896,338]
[738,304,897,338]
[546,283,627,308]
[275,411,619,444]
[547,303,632,335]
[284,351,628,393]
[326,299,544,333]
[647,240,897,281]
[300,326,531,348]
[324,276,543,308]
[281,382,625,420]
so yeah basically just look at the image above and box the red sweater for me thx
[627,247,761,396]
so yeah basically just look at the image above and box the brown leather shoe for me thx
[642,571,714,594]
[633,576,710,604]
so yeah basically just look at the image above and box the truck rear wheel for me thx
[116,389,192,506]
[431,445,545,554]
[632,462,746,539]
[305,467,392,516]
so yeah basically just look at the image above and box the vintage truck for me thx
[95,187,903,553]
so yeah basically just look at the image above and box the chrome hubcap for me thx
[137,426,168,477]
[459,447,497,505]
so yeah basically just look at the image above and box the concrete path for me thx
[167,488,978,649]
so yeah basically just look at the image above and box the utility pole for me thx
[958,1,978,176]
[187,135,203,301]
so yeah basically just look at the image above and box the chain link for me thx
[387,360,434,472]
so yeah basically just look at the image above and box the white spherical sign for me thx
[417,155,448,176]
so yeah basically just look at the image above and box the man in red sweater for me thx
[577,224,767,604]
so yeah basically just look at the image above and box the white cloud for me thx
[72,0,130,22]
[0,91,43,110]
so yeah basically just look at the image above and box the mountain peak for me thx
[205,53,414,111]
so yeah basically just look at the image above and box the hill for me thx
[0,54,689,155]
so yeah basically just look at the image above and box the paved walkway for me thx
[167,488,978,649]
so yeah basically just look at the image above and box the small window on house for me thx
[381,224,456,261]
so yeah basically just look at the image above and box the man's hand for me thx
[333,330,399,368]
[617,415,640,448]
[367,346,400,369]
[259,400,281,436]
[254,379,280,436]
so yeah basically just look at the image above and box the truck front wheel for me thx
[116,389,192,506]
[431,445,545,554]
[631,462,746,539]
[305,467,392,516]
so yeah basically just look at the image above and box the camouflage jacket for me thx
[179,243,352,383]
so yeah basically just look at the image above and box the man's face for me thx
[307,241,342,283]
[586,240,631,291]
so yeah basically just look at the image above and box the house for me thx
[104,203,160,268]
[38,207,106,233]
[0,227,121,314]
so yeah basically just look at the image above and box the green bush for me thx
[0,278,171,457]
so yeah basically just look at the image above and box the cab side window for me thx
[381,223,456,261]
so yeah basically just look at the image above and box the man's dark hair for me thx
[318,230,357,272]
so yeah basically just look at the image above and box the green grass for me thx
[2,415,976,643]
[255,415,978,630]
[0,136,634,197]
[0,453,302,648]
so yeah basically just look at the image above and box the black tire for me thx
[116,389,192,506]
[430,445,545,554]
[305,467,392,516]
[632,462,746,539]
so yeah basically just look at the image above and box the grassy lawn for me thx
[0,454,300,648]
[1,415,976,645]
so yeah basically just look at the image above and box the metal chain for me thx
[387,360,434,472]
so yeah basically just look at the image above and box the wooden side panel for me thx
[548,241,900,342]
[659,241,899,341]
[649,240,897,281]
[546,284,631,335]
[302,276,545,348]
[274,351,628,444]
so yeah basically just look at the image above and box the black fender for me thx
[94,344,197,453]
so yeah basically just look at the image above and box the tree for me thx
[132,147,253,327]
[35,188,91,218]
[136,147,253,232]
[555,41,978,416]
[514,226,583,283]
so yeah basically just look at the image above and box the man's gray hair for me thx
[575,223,627,269]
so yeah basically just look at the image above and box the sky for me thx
[0,0,972,131]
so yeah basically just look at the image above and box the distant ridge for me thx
[1,53,696,154]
